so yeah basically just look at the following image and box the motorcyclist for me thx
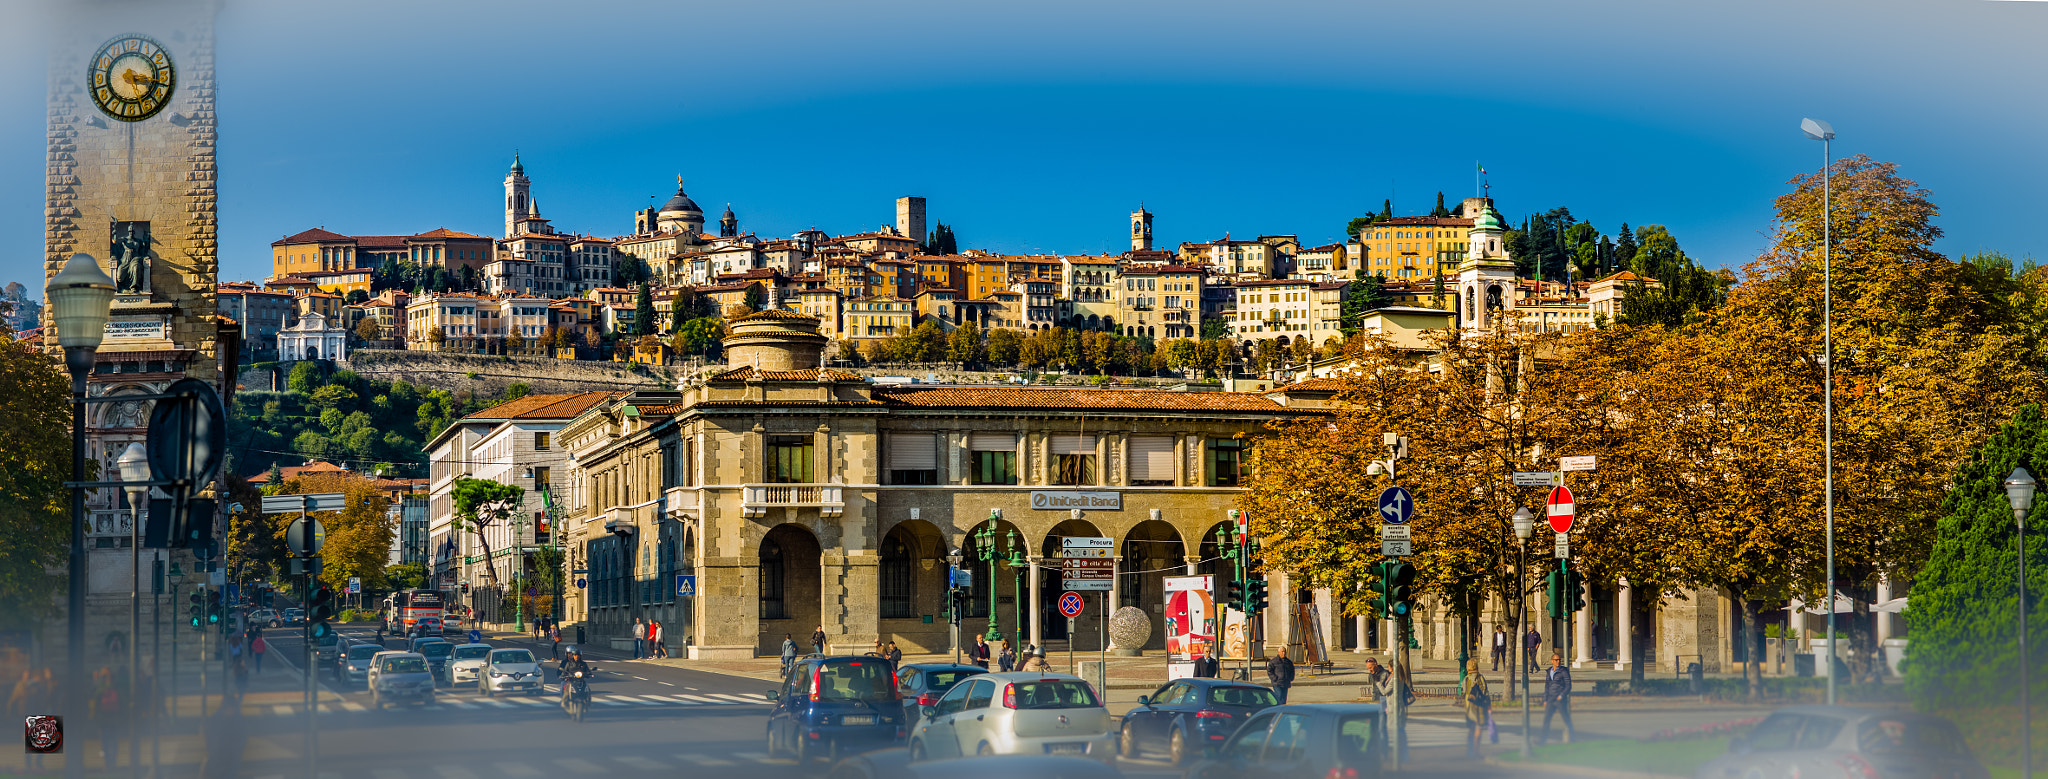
[557,647,590,709]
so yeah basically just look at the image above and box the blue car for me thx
[1118,678,1278,765]
[767,655,905,764]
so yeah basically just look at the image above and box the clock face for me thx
[89,35,176,122]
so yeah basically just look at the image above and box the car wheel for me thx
[1120,722,1139,759]
[795,734,814,764]
[907,740,925,762]
[976,742,994,756]
[1169,728,1189,767]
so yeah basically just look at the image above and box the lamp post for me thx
[1006,536,1027,655]
[117,442,148,779]
[2004,466,2035,779]
[1512,507,1535,759]
[51,252,114,779]
[947,546,964,664]
[166,562,181,723]
[974,511,1008,642]
[1801,116,1838,705]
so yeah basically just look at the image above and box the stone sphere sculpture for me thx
[1109,606,1152,650]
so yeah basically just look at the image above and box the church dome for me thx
[660,179,703,218]
[510,153,524,175]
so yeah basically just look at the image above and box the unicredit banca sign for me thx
[1031,491,1122,510]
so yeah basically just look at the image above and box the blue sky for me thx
[2,0,2043,291]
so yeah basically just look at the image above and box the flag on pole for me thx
[1477,163,1488,175]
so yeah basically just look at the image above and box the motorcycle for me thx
[563,668,591,722]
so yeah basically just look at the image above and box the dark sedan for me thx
[1121,678,1279,765]
[1184,703,1386,779]
[894,663,986,730]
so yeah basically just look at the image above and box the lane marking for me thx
[731,752,770,761]
[271,705,295,716]
[677,694,730,704]
[709,693,767,703]
[676,753,735,767]
[658,681,676,686]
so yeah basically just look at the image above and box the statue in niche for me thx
[111,221,152,295]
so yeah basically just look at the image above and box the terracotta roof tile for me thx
[708,366,863,382]
[874,386,1291,412]
[462,390,621,421]
[273,228,351,246]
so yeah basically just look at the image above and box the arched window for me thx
[760,538,786,619]
[880,535,913,618]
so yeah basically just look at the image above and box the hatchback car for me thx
[1120,678,1279,765]
[281,608,305,625]
[479,648,543,696]
[338,643,383,687]
[766,656,907,763]
[1694,706,1986,779]
[368,652,436,709]
[409,636,448,653]
[896,663,986,730]
[249,608,278,626]
[313,631,344,666]
[448,643,494,685]
[908,672,1114,763]
[1185,704,1386,779]
[417,641,456,683]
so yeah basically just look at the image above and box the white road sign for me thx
[1381,540,1412,557]
[1513,472,1556,487]
[1379,525,1411,541]
[1554,532,1570,559]
[1560,455,1597,472]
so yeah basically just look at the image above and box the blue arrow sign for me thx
[1378,486,1415,525]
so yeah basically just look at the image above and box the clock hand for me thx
[122,69,158,86]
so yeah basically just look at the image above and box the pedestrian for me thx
[1539,652,1574,745]
[810,626,827,656]
[1266,646,1296,705]
[632,618,647,659]
[970,635,991,670]
[1491,625,1507,671]
[1523,626,1542,674]
[375,622,385,645]
[1362,657,1396,702]
[1023,649,1052,673]
[885,641,903,669]
[781,634,798,675]
[651,620,666,659]
[549,625,562,660]
[91,666,121,769]
[1460,658,1491,759]
[998,641,1015,672]
[251,631,267,673]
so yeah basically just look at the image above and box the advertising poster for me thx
[1163,575,1214,658]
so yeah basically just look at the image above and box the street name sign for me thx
[1559,455,1597,472]
[1513,471,1555,487]
[1377,486,1415,525]
[1546,486,1576,534]
[1061,537,1114,558]
[1379,524,1411,541]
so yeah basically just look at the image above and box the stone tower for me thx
[504,154,531,238]
[895,196,926,244]
[719,204,738,238]
[1455,199,1519,335]
[1131,204,1154,252]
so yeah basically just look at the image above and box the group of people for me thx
[1489,624,1561,673]
[1458,651,1575,758]
[967,635,1056,673]
[629,617,671,659]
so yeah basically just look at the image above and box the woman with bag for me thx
[1459,658,1490,759]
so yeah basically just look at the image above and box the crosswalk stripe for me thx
[553,758,606,774]
[615,756,667,770]
[272,704,295,716]
[597,698,630,706]
[493,762,542,778]
[506,697,551,706]
[710,693,766,703]
[475,698,515,708]
[442,699,476,709]
[678,694,733,704]
[675,753,735,766]
[339,701,367,712]
[731,751,770,761]
[434,766,480,779]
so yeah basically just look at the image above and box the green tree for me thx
[926,223,959,255]
[832,339,864,366]
[506,327,526,354]
[676,317,722,357]
[1429,191,1451,218]
[288,361,322,394]
[633,282,656,337]
[1345,216,1374,240]
[384,562,427,591]
[1613,222,1637,267]
[310,384,357,411]
[451,478,524,589]
[946,321,982,366]
[0,334,70,629]
[742,284,766,312]
[1200,317,1231,341]
[1339,272,1393,336]
[354,316,381,343]
[985,328,1021,367]
[504,382,532,401]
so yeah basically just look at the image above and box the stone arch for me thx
[1121,519,1186,650]
[958,515,1031,650]
[757,523,822,655]
[1035,517,1106,642]
[878,518,950,651]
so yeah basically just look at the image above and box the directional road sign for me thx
[1377,486,1415,525]
[1546,485,1576,534]
[347,577,360,594]
[1559,455,1597,472]
[1513,471,1556,487]
[1062,558,1113,591]
[1058,591,1086,618]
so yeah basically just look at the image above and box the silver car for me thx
[448,643,493,685]
[1695,706,1986,779]
[478,648,543,696]
[338,643,383,687]
[368,652,436,709]
[908,672,1115,763]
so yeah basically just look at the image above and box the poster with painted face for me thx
[1163,576,1214,657]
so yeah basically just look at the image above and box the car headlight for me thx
[491,672,504,677]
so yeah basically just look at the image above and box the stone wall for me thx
[342,350,667,397]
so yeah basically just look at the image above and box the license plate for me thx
[1047,743,1086,755]
[841,715,875,725]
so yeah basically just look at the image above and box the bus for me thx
[384,588,444,633]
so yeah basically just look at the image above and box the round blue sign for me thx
[1377,486,1415,525]
[1058,591,1085,618]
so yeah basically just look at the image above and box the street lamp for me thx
[975,510,1008,642]
[1511,507,1535,759]
[1801,116,1838,706]
[51,252,114,779]
[2004,466,2035,779]
[117,442,147,779]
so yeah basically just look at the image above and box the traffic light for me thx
[1226,579,1245,612]
[1545,568,1565,616]
[206,590,223,626]
[188,590,204,629]
[1384,561,1415,617]
[308,584,336,640]
[1565,567,1586,613]
[1367,561,1393,618]
[1246,576,1270,614]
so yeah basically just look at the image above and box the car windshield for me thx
[1006,680,1099,709]
[1336,714,1381,763]
[815,660,896,702]
[491,650,535,665]
[348,646,381,660]
[925,669,981,692]
[453,646,490,660]
[1209,686,1279,706]
[420,644,453,658]
[381,658,427,673]
[1857,717,1970,756]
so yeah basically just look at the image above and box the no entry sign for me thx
[1547,485,1576,534]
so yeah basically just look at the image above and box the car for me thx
[313,631,345,666]
[281,608,305,626]
[249,608,278,626]
[825,750,1124,779]
[1119,678,1279,765]
[444,613,464,631]
[417,641,457,683]
[767,655,907,764]
[1693,706,1987,779]
[410,617,443,637]
[447,643,493,685]
[1183,703,1387,779]
[896,663,986,730]
[907,671,1115,764]
[478,648,544,696]
[367,652,436,709]
[338,643,384,687]
[409,636,448,653]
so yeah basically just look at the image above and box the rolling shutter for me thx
[1051,434,1098,455]
[970,432,1016,452]
[1128,436,1174,483]
[888,435,936,471]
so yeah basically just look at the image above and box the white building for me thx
[277,312,349,362]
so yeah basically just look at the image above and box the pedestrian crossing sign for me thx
[675,574,696,597]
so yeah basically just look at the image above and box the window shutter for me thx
[970,433,1016,452]
[1128,436,1174,482]
[1052,434,1097,455]
[888,435,936,471]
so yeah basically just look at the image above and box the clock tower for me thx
[1455,198,1519,336]
[505,154,532,237]
[1130,204,1153,252]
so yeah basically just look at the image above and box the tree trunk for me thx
[475,522,502,590]
[1629,595,1647,685]
[1737,593,1762,702]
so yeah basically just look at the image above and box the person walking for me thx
[1490,625,1508,671]
[1361,657,1396,702]
[1522,626,1542,674]
[375,622,385,646]
[1538,652,1574,745]
[970,635,991,670]
[251,631,267,673]
[997,641,1015,672]
[549,625,562,660]
[631,618,647,660]
[810,626,827,656]
[885,641,903,670]
[652,620,666,659]
[1023,649,1053,673]
[781,634,798,675]
[1460,658,1491,759]
[1266,646,1296,705]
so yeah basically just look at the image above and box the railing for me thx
[741,484,845,518]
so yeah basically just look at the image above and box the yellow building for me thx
[1358,215,1473,282]
[845,296,914,338]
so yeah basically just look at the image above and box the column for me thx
[1184,555,1201,575]
[1873,576,1892,644]
[1614,579,1633,672]
[1355,614,1369,653]
[1572,600,1593,668]
[1383,618,1395,658]
[1027,555,1044,650]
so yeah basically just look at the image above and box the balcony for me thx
[741,483,845,518]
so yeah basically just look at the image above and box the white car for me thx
[908,672,1116,763]
[478,648,544,696]
[448,643,493,685]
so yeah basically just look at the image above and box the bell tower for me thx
[504,154,531,238]
[1130,204,1154,252]
[1456,199,1519,335]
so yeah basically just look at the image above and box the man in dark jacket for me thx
[811,627,828,656]
[1266,647,1296,704]
[970,636,991,669]
[1523,626,1543,673]
[1538,653,1573,744]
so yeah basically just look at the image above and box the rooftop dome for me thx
[660,176,702,216]
[510,153,524,175]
